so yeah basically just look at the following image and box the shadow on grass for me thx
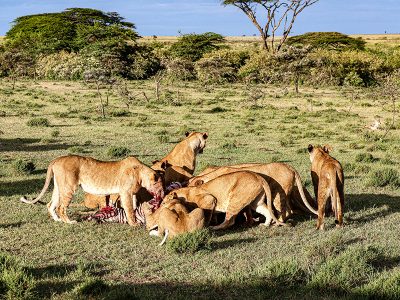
[0,178,45,197]
[0,221,25,228]
[346,193,400,224]
[28,262,109,299]
[0,138,77,152]
[212,237,257,250]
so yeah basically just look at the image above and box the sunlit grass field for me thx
[0,79,399,299]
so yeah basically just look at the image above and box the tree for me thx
[169,32,225,61]
[6,8,138,54]
[223,0,319,52]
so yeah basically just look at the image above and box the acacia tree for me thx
[223,0,319,52]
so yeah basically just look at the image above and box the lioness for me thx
[188,163,317,221]
[81,131,207,209]
[143,197,205,245]
[151,131,208,174]
[308,144,344,230]
[20,155,164,225]
[165,171,284,230]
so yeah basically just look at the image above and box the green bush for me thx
[286,32,366,51]
[263,259,307,288]
[355,152,376,163]
[74,277,109,297]
[195,49,249,83]
[50,129,60,137]
[26,117,50,127]
[13,159,36,175]
[163,57,196,81]
[356,268,400,299]
[169,32,225,61]
[366,168,400,188]
[167,229,212,254]
[109,110,131,117]
[308,246,379,295]
[0,252,36,300]
[107,146,131,158]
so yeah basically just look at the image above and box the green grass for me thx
[0,79,399,299]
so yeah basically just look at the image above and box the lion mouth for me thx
[198,148,204,154]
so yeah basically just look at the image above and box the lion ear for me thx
[203,132,208,140]
[194,179,204,186]
[185,131,190,137]
[322,144,332,153]
[160,160,171,170]
[307,144,314,153]
[172,192,178,199]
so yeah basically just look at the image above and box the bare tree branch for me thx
[223,0,319,52]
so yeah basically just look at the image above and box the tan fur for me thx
[152,131,208,174]
[164,165,193,186]
[20,155,164,225]
[81,131,206,209]
[308,144,345,230]
[143,198,205,242]
[165,171,285,230]
[188,162,317,222]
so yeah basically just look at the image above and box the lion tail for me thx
[294,171,318,215]
[159,229,169,246]
[20,161,55,204]
[260,178,286,226]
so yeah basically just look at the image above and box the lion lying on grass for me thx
[165,170,285,230]
[143,196,206,245]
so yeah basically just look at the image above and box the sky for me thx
[0,0,399,36]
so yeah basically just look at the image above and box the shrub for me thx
[356,268,400,299]
[107,146,131,158]
[286,32,366,51]
[109,110,131,117]
[0,252,36,300]
[308,245,380,295]
[355,152,376,163]
[68,146,85,154]
[207,106,227,113]
[167,229,212,254]
[366,168,400,188]
[263,259,307,288]
[74,277,109,297]
[162,57,196,81]
[26,117,49,127]
[50,130,60,137]
[195,49,249,84]
[13,159,36,175]
[169,32,225,61]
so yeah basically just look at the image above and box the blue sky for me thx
[0,0,399,36]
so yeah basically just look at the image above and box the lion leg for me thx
[244,207,255,226]
[210,212,236,230]
[120,192,137,226]
[48,184,61,222]
[58,192,76,224]
[316,183,329,230]
[255,203,275,227]
[198,194,217,226]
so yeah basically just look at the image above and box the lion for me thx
[151,131,208,174]
[164,170,285,230]
[20,155,164,225]
[80,131,207,209]
[308,144,345,230]
[188,162,317,222]
[142,197,205,245]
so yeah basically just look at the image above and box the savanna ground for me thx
[0,69,399,298]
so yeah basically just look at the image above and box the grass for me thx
[0,79,399,299]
